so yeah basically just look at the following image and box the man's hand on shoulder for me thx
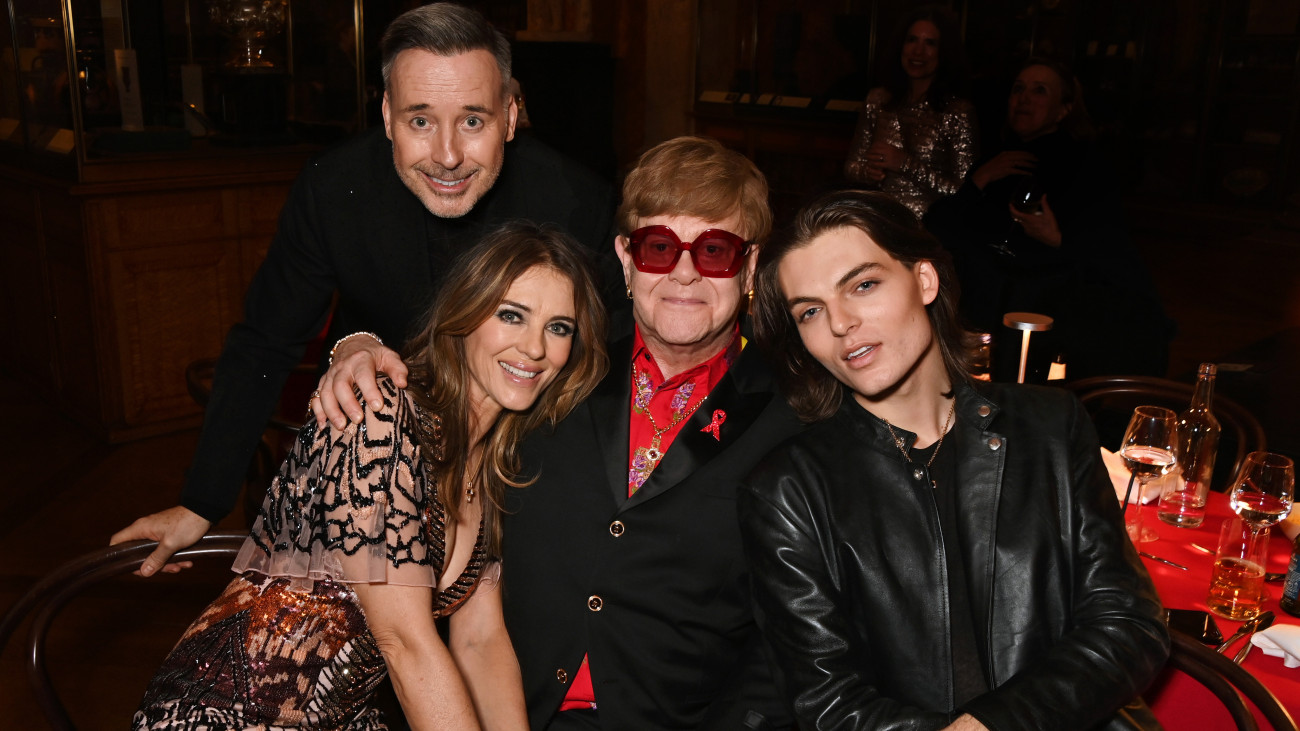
[110,506,212,577]
[313,334,407,430]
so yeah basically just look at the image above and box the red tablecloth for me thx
[1133,493,1299,728]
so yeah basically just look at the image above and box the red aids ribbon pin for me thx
[701,409,727,441]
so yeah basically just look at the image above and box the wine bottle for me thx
[1157,363,1221,528]
[1282,533,1300,617]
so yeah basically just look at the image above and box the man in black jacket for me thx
[111,3,615,573]
[742,189,1169,731]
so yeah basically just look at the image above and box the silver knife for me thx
[1139,551,1188,570]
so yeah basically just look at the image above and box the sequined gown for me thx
[133,378,488,730]
[843,87,977,218]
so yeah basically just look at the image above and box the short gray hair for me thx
[380,3,512,94]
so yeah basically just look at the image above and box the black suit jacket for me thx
[503,322,804,730]
[182,127,616,520]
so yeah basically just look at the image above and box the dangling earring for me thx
[626,284,633,300]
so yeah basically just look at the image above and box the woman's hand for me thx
[866,140,907,174]
[312,333,408,430]
[971,151,1037,190]
[1009,195,1062,247]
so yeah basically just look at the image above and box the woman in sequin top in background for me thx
[843,7,978,219]
[132,222,608,730]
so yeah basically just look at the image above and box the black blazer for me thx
[503,322,804,730]
[181,128,616,520]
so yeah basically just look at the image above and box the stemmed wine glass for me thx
[994,175,1044,256]
[1228,451,1295,557]
[1119,406,1179,543]
[1009,175,1044,215]
[1208,452,1295,620]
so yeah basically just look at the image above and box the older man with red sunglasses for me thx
[320,136,802,730]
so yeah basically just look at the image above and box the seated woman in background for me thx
[843,6,978,219]
[132,222,608,730]
[924,58,1172,380]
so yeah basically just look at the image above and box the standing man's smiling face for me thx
[382,48,518,218]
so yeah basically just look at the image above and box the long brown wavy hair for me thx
[752,190,978,423]
[403,222,608,557]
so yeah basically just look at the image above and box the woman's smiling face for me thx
[464,265,576,427]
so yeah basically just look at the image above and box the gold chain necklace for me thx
[883,397,956,489]
[641,395,708,463]
[464,450,483,504]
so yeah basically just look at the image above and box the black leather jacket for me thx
[739,382,1169,731]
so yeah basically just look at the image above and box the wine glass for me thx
[1119,406,1179,543]
[1009,175,1044,215]
[993,175,1044,257]
[1228,451,1295,549]
[1209,452,1295,620]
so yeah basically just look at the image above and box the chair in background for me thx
[0,533,247,731]
[1165,628,1298,731]
[1064,375,1267,491]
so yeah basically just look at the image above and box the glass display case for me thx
[693,0,898,221]
[696,0,877,117]
[1,0,369,176]
[0,0,374,441]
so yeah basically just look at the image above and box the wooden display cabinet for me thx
[0,0,360,441]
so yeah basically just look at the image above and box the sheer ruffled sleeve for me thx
[232,376,440,591]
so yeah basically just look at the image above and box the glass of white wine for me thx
[1209,452,1295,620]
[1119,406,1178,543]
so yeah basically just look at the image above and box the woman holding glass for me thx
[924,58,1170,381]
[132,223,608,730]
[843,7,977,219]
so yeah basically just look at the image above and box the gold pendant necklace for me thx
[883,397,956,489]
[464,450,483,504]
[642,395,708,463]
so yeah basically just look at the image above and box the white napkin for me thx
[1101,447,1167,504]
[1250,624,1300,668]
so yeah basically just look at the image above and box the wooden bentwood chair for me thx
[0,533,247,731]
[1166,629,1298,731]
[1064,374,1267,491]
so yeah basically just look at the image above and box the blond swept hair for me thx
[617,136,772,245]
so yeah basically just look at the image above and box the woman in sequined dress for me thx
[132,222,608,730]
[843,7,977,219]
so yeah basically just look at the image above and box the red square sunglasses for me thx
[625,225,751,278]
